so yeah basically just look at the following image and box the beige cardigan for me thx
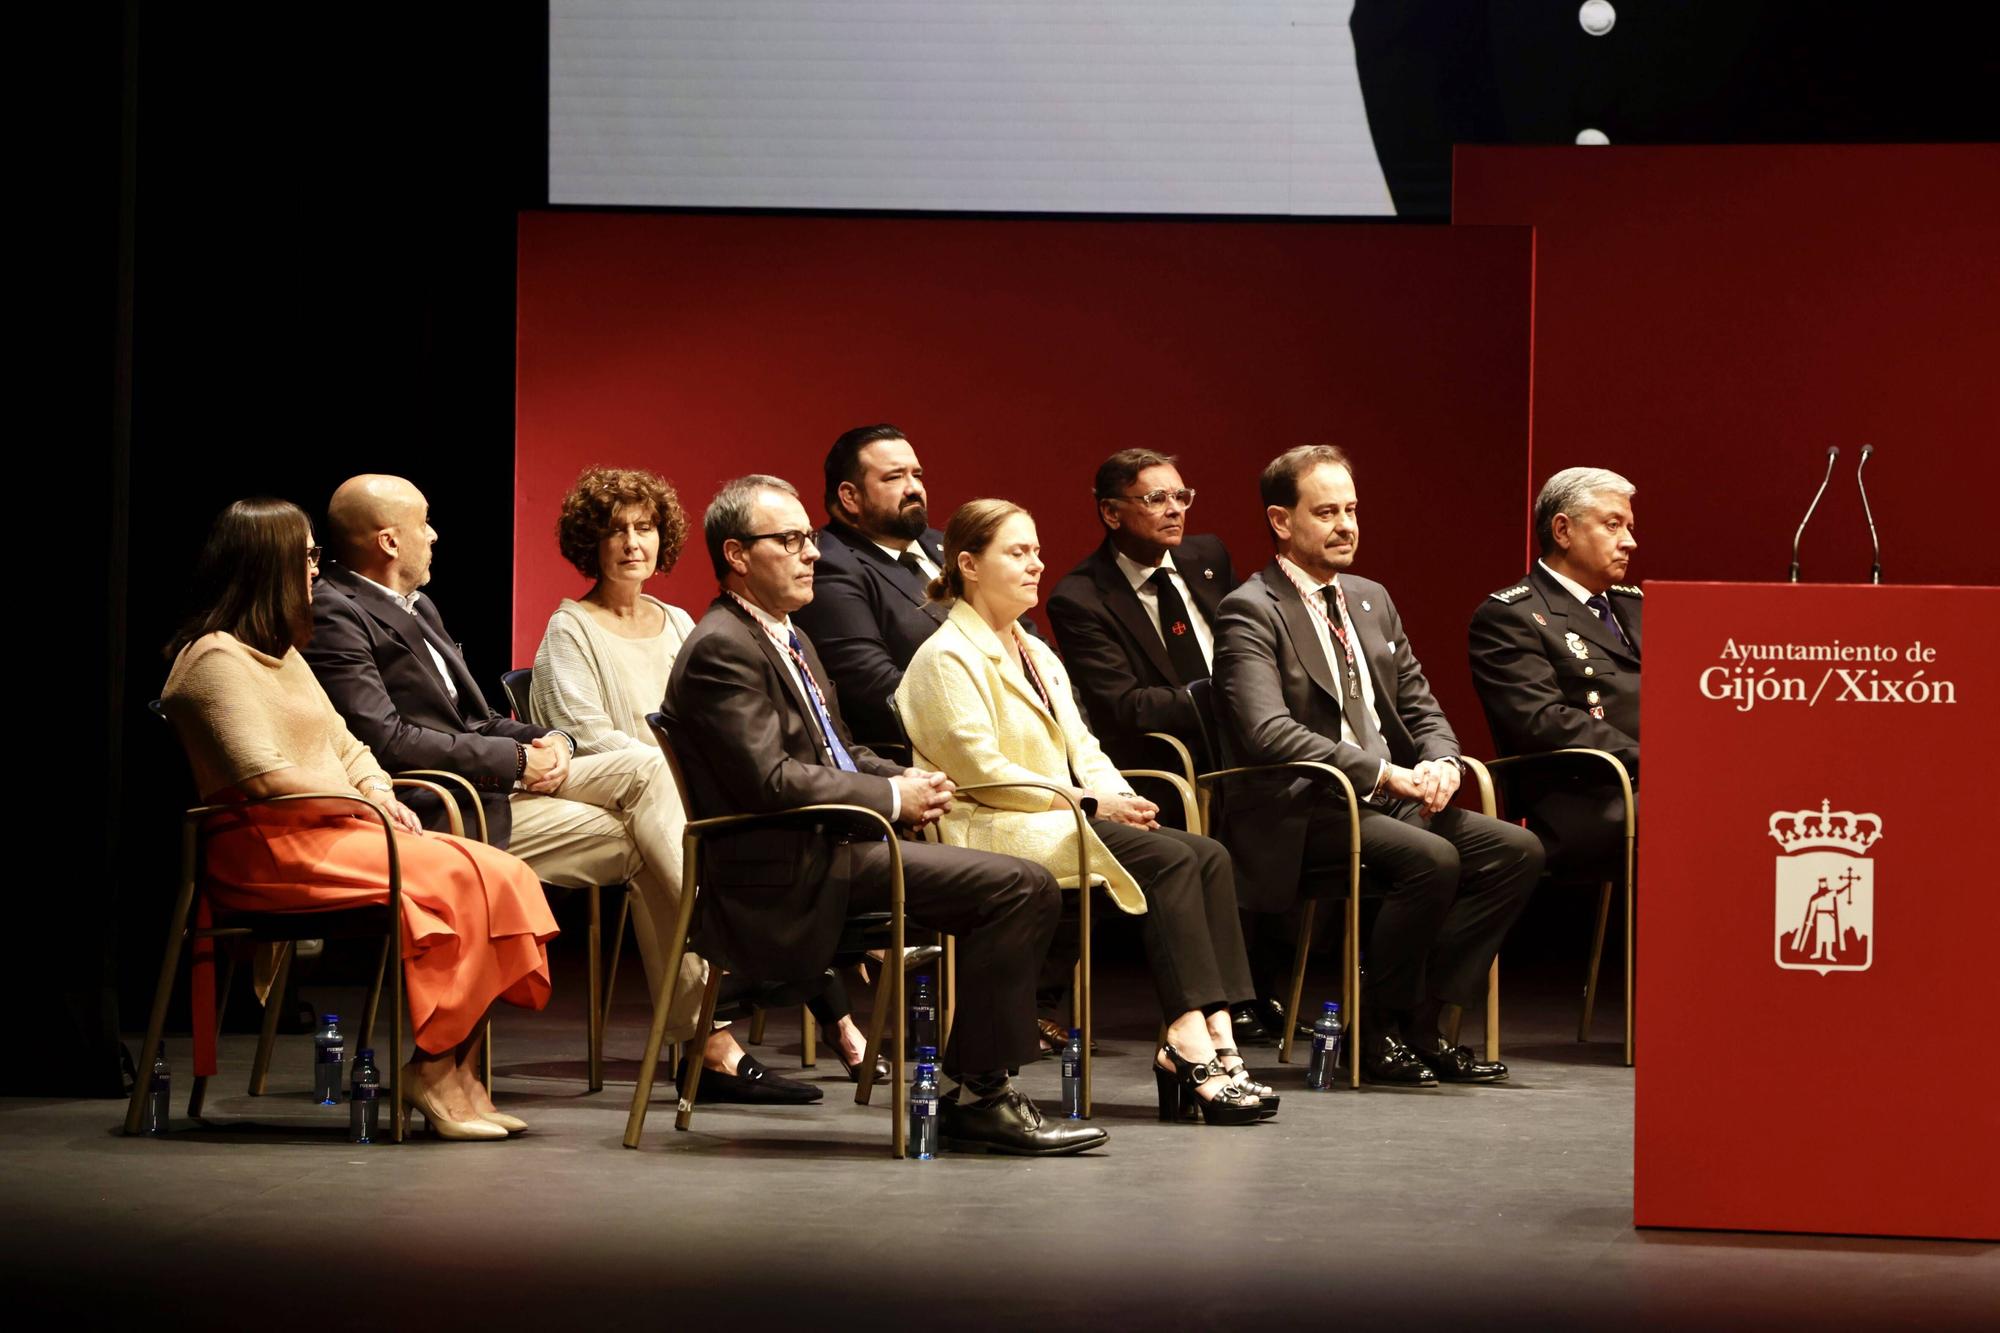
[895,601,1146,914]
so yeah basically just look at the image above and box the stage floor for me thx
[4,950,1992,1329]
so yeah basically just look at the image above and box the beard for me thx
[876,499,929,542]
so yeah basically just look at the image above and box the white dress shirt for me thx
[874,538,940,583]
[1112,547,1215,669]
[1278,556,1390,800]
[1537,559,1600,609]
[353,572,458,705]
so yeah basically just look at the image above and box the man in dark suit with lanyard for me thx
[1468,466,1641,873]
[308,474,817,1105]
[790,424,948,746]
[667,473,1105,1156]
[1213,446,1542,1085]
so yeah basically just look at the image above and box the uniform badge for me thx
[1361,600,1371,612]
[1589,706,1604,718]
[1564,632,1589,660]
[1586,690,1600,705]
[1770,799,1879,975]
[1532,612,1547,626]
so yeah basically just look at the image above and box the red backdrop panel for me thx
[515,213,1532,755]
[1455,144,2000,586]
[1639,582,2000,1240]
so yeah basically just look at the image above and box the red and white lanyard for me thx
[1279,559,1362,702]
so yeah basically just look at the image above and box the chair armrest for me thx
[1456,755,1496,819]
[1195,759,1361,863]
[947,780,1097,891]
[1118,768,1199,833]
[186,792,403,908]
[685,802,899,846]
[1480,748,1635,832]
[395,769,489,843]
[390,777,463,838]
[1140,731,1197,791]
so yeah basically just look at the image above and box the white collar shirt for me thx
[873,538,939,582]
[354,571,458,705]
[1113,547,1215,670]
[1278,557,1384,745]
[1537,559,1600,609]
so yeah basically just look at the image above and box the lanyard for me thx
[1013,625,1055,713]
[729,592,846,763]
[1278,560,1362,701]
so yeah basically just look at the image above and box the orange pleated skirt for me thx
[200,808,557,1056]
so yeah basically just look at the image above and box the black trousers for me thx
[1090,820,1256,1019]
[1300,800,1543,1012]
[1526,786,1635,880]
[840,838,1059,1078]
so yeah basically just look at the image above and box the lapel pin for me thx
[1202,568,1214,580]
[1565,631,1590,660]
[1360,600,1371,612]
[1532,612,1547,626]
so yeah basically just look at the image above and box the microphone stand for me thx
[1789,446,1839,583]
[1857,443,1880,584]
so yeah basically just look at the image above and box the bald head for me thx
[328,474,437,592]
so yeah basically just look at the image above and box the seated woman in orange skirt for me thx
[161,498,558,1141]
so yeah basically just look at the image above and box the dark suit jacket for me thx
[306,563,548,845]
[1467,562,1641,861]
[1212,563,1459,912]
[789,520,949,745]
[1047,534,1235,768]
[664,596,907,983]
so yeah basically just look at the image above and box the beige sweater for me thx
[162,632,389,802]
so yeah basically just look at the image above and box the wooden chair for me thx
[624,713,910,1154]
[1461,748,1636,1065]
[499,665,636,1091]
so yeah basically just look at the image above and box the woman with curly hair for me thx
[531,467,888,1087]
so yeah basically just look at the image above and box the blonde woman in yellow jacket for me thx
[896,499,1271,1126]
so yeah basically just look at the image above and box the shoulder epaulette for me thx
[1610,584,1643,598]
[1489,584,1531,603]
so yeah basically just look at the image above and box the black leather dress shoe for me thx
[677,1053,823,1105]
[1406,1035,1508,1083]
[1228,1002,1272,1045]
[940,1086,1108,1156]
[1358,1031,1438,1087]
[836,1048,894,1085]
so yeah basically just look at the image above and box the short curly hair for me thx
[556,466,690,579]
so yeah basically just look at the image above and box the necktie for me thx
[897,549,928,579]
[785,629,858,772]
[1584,593,1629,648]
[1147,569,1211,684]
[1321,586,1387,759]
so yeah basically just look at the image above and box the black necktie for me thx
[898,549,929,580]
[1147,569,1211,684]
[1585,593,1630,648]
[1321,587,1387,759]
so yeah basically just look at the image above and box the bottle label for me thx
[352,1085,378,1101]
[912,1101,937,1119]
[321,1044,345,1063]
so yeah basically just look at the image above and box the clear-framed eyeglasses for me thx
[1116,487,1196,513]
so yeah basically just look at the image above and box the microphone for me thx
[1857,443,1880,584]
[1789,446,1839,583]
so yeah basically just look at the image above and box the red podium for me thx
[1637,581,2000,1241]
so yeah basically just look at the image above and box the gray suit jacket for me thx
[1212,562,1458,912]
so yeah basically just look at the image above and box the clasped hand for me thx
[1089,789,1159,830]
[521,733,571,794]
[894,768,956,827]
[1386,758,1459,816]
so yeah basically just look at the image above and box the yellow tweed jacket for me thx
[895,600,1146,914]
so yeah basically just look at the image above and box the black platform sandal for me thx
[1214,1046,1280,1115]
[1154,1044,1265,1125]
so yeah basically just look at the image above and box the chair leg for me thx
[358,937,388,1051]
[1279,900,1316,1065]
[855,964,894,1107]
[801,1006,816,1067]
[1346,893,1361,1090]
[1078,886,1093,1118]
[1623,858,1636,1067]
[941,934,957,1049]
[1485,957,1500,1063]
[126,848,200,1136]
[748,1007,768,1045]
[627,841,707,1148]
[673,974,723,1133]
[1580,880,1614,1041]
[587,885,604,1093]
[601,892,631,1042]
[248,942,294,1097]
[891,888,907,1159]
[482,1019,493,1088]
[190,950,238,1118]
[390,923,405,1143]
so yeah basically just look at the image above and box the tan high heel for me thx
[478,1108,529,1134]
[403,1066,507,1141]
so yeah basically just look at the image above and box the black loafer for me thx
[677,1052,823,1105]
[1358,1031,1438,1087]
[837,1048,894,1085]
[1407,1035,1508,1084]
[1228,1002,1272,1045]
[940,1086,1108,1156]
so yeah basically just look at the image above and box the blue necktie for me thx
[1584,593,1628,647]
[787,629,857,772]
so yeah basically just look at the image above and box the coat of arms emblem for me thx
[1768,799,1880,975]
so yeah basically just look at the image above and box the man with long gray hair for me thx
[1467,466,1641,872]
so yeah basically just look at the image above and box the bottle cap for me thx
[324,1013,340,1023]
[1068,1028,1081,1039]
[358,1048,375,1061]
[917,1045,938,1062]
[1323,1001,1339,1013]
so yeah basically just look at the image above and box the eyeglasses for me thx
[1115,487,1196,512]
[306,545,324,569]
[740,530,819,555]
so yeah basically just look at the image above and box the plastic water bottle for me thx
[347,1048,381,1144]
[313,1013,345,1106]
[909,974,938,1057]
[1306,1002,1344,1090]
[1059,1027,1083,1118]
[910,1044,940,1160]
[141,1042,170,1135]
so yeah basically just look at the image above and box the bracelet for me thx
[514,742,528,782]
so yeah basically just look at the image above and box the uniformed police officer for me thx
[1467,467,1640,871]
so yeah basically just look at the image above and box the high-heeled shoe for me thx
[477,1108,529,1133]
[403,1068,507,1141]
[1153,1044,1265,1126]
[1214,1046,1280,1114]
